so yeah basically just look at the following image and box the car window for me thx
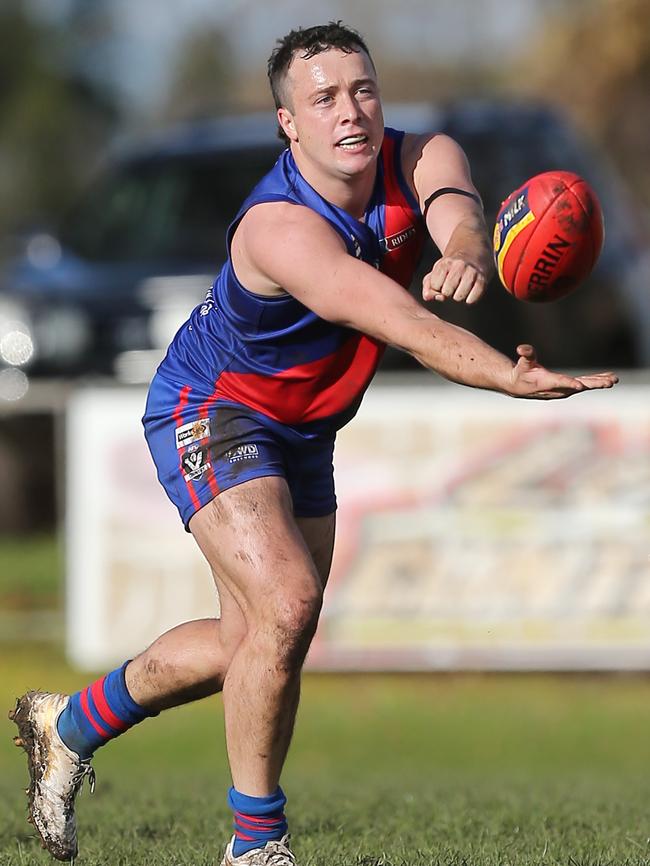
[60,147,281,263]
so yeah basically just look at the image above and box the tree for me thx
[161,26,234,123]
[511,0,650,206]
[0,0,118,235]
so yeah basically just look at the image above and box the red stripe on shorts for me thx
[173,385,201,512]
[198,385,220,498]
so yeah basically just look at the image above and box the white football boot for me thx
[9,691,95,862]
[220,835,296,866]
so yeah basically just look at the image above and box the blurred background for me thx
[1,0,649,667]
[2,3,650,863]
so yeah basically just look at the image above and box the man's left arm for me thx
[407,132,494,305]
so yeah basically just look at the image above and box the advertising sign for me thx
[66,383,650,670]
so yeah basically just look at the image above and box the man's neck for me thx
[290,147,377,221]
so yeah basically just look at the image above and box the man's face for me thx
[278,47,384,181]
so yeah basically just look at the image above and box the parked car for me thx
[0,101,647,394]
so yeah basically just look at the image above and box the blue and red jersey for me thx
[154,127,425,436]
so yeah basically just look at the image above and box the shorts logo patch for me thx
[182,448,211,481]
[175,418,210,450]
[225,444,259,463]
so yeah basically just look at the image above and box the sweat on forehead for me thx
[280,47,374,109]
[268,22,374,107]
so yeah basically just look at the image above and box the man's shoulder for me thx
[401,130,460,159]
[242,200,323,228]
[237,201,339,256]
[400,131,469,183]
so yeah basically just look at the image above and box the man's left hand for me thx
[422,257,487,305]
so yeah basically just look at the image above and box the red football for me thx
[493,170,604,302]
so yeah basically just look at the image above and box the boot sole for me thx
[9,692,77,862]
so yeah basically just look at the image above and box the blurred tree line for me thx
[1,0,649,239]
[0,0,118,238]
[512,0,650,212]
[0,1,236,238]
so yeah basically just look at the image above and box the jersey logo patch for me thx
[380,225,417,253]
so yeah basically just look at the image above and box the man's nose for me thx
[339,92,361,122]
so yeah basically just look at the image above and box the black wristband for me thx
[423,187,482,219]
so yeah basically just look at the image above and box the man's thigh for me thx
[295,513,336,589]
[189,476,324,621]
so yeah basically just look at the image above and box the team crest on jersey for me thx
[175,418,210,450]
[182,447,211,481]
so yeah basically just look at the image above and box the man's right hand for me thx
[507,344,619,400]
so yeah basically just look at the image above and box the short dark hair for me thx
[267,21,375,144]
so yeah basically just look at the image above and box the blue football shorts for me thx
[142,375,337,530]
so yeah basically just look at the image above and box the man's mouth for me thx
[337,134,369,150]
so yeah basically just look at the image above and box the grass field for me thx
[0,535,62,609]
[3,641,650,865]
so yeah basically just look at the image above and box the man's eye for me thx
[316,95,333,105]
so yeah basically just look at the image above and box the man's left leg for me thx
[8,592,246,864]
[10,508,335,862]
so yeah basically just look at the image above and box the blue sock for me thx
[228,786,288,857]
[56,661,156,759]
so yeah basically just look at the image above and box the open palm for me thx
[509,344,618,399]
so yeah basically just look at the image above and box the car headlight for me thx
[0,301,34,367]
[0,367,29,401]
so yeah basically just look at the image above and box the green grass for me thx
[0,535,62,609]
[3,644,650,864]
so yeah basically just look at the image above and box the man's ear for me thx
[278,107,298,142]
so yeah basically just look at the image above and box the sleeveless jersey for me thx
[157,127,425,435]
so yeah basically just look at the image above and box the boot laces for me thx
[70,761,96,796]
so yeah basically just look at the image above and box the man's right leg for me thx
[189,478,322,772]
[122,504,335,712]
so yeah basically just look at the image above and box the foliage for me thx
[0,1,118,236]
[510,0,650,208]
[160,26,235,123]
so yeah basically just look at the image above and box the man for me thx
[10,22,617,866]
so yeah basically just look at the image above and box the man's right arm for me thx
[233,203,617,399]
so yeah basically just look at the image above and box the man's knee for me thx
[261,586,323,666]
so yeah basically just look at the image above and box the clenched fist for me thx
[422,257,487,305]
